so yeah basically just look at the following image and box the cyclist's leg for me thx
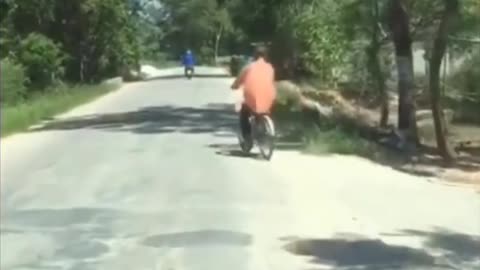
[239,103,252,140]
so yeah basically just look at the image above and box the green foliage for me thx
[304,127,376,156]
[135,18,165,62]
[1,83,115,137]
[1,0,141,84]
[296,12,348,77]
[227,0,287,42]
[17,33,65,88]
[274,1,351,79]
[59,0,141,81]
[0,57,28,104]
[450,50,480,103]
[198,46,214,65]
[8,0,56,35]
[455,0,480,36]
[157,0,236,63]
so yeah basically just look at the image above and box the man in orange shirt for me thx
[231,45,276,143]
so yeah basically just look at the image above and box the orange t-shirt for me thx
[238,59,276,114]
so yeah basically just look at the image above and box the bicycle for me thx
[238,112,276,160]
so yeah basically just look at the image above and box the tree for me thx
[213,7,232,63]
[428,0,459,162]
[1,0,141,83]
[341,0,390,127]
[388,0,418,144]
[17,33,65,88]
[368,0,389,127]
[159,0,228,62]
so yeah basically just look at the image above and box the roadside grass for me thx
[303,127,377,156]
[1,83,116,137]
[273,100,389,160]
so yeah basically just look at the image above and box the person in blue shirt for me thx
[182,49,196,76]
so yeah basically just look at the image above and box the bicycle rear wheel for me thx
[256,115,275,160]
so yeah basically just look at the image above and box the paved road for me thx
[1,68,479,270]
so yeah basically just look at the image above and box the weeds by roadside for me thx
[304,127,373,155]
[273,100,389,160]
[1,84,115,137]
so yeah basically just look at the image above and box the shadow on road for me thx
[208,140,304,160]
[208,143,260,159]
[1,207,130,269]
[392,229,480,265]
[141,230,252,248]
[284,238,435,269]
[143,73,232,81]
[30,103,237,135]
[283,228,480,269]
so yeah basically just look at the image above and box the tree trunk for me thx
[388,0,418,144]
[368,0,389,127]
[428,0,458,162]
[214,25,223,64]
[424,41,430,82]
[379,84,389,127]
[367,42,389,127]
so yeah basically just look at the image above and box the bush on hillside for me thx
[0,58,28,104]
[448,51,480,123]
[17,33,66,89]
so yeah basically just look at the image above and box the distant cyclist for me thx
[231,45,276,144]
[182,49,196,76]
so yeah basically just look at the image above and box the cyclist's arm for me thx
[231,65,249,90]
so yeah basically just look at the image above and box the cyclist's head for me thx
[253,45,268,60]
[186,49,192,54]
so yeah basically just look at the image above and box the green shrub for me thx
[448,50,480,123]
[275,2,350,80]
[17,33,66,89]
[451,51,480,102]
[0,58,28,105]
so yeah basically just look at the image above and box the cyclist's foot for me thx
[238,132,253,153]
